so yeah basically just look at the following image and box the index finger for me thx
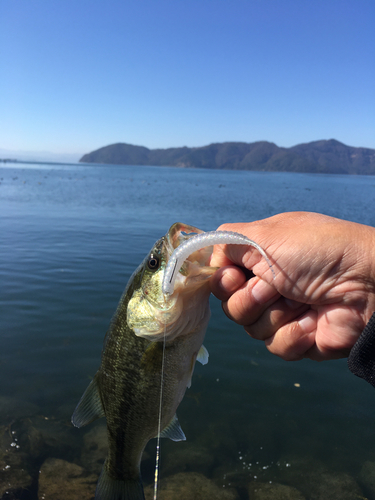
[210,222,273,277]
[210,265,248,301]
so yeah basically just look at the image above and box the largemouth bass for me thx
[72,223,216,500]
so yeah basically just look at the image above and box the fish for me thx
[71,222,216,500]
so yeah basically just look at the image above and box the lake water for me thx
[2,161,375,499]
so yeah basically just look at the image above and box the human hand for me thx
[209,212,375,361]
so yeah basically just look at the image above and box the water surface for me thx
[1,162,375,499]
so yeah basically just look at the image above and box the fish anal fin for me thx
[71,374,105,428]
[196,345,209,365]
[159,414,186,442]
[96,462,145,500]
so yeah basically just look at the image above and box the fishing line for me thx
[153,297,167,500]
[154,229,274,497]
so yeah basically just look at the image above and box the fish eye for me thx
[147,253,160,271]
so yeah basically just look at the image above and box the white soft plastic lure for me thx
[162,230,275,295]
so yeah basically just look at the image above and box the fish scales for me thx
[72,223,215,500]
[101,315,197,479]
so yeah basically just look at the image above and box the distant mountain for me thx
[80,140,375,175]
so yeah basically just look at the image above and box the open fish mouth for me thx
[163,225,275,296]
[166,222,213,266]
[164,223,216,292]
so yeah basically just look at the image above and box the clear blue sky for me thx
[1,0,374,156]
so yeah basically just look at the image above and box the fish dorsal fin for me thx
[71,374,105,428]
[196,345,209,365]
[159,414,186,442]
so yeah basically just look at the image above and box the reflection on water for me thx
[1,162,375,499]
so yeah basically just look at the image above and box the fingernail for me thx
[251,279,278,304]
[298,313,316,333]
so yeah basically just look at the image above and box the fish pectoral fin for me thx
[196,344,209,365]
[187,345,209,389]
[159,414,186,442]
[71,373,105,428]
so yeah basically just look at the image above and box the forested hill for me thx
[80,140,375,175]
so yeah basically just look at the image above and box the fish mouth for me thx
[165,223,217,291]
[167,222,203,245]
[128,223,216,341]
[167,223,211,265]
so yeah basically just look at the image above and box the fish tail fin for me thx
[95,463,145,500]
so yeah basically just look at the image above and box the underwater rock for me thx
[0,397,39,425]
[308,471,363,500]
[38,458,96,500]
[0,426,33,499]
[213,463,256,492]
[358,460,375,497]
[0,413,83,500]
[144,471,239,500]
[160,442,215,477]
[275,455,364,500]
[0,459,33,500]
[21,425,44,460]
[248,482,306,500]
[271,455,326,489]
[15,416,80,462]
[80,424,108,474]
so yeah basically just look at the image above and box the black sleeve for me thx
[348,313,375,388]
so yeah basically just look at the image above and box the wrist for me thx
[356,223,375,323]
